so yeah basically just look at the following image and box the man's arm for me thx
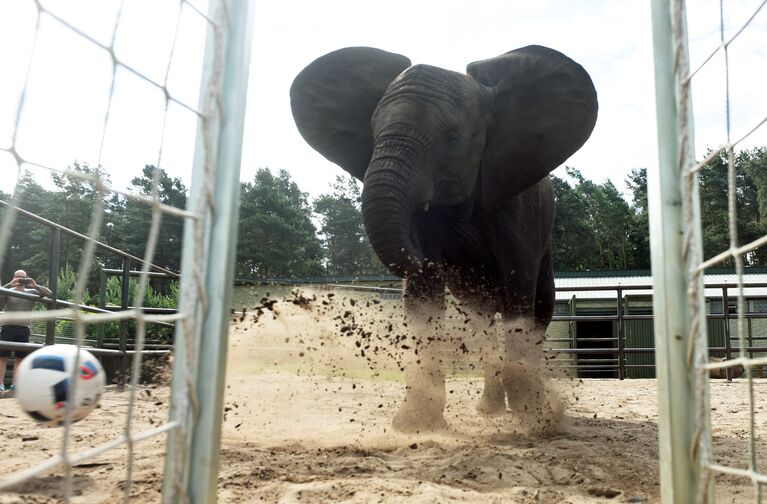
[32,284,52,297]
[26,278,52,297]
[0,280,12,310]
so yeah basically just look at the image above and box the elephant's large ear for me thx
[290,47,411,181]
[467,45,598,210]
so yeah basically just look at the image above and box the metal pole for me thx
[119,258,130,388]
[569,295,577,373]
[186,1,253,499]
[650,0,710,502]
[747,314,753,362]
[97,269,106,348]
[163,0,254,501]
[722,286,732,369]
[617,287,625,380]
[45,228,60,345]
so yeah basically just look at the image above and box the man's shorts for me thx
[0,325,31,358]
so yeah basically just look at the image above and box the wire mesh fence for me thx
[0,0,252,502]
[651,0,767,501]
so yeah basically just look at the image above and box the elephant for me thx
[290,45,598,432]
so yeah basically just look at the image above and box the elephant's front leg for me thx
[501,316,563,432]
[392,273,448,433]
[477,322,506,415]
[461,305,505,416]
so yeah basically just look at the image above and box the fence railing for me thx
[8,277,766,382]
[552,282,767,379]
[324,281,767,380]
[235,274,399,285]
[0,285,175,385]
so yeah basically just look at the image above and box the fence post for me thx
[722,286,733,381]
[617,286,625,380]
[97,269,106,348]
[45,228,60,345]
[569,295,577,372]
[119,258,130,388]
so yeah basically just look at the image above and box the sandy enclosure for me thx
[0,289,765,503]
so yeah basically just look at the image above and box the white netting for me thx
[671,0,767,501]
[0,0,249,501]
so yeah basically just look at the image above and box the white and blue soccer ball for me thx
[15,344,106,426]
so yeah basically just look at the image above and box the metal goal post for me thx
[650,0,767,502]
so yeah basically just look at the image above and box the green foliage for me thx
[699,147,767,266]
[55,264,93,306]
[103,275,179,308]
[1,163,185,286]
[48,163,119,277]
[236,168,323,278]
[552,168,648,271]
[625,168,650,269]
[116,165,187,271]
[1,171,55,279]
[313,175,385,275]
[100,275,179,344]
[550,174,600,271]
[4,149,765,291]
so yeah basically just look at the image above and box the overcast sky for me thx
[0,0,765,202]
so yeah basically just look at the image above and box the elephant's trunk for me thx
[362,134,429,277]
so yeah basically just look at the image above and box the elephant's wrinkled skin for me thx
[291,45,598,432]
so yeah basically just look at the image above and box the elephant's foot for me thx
[392,382,447,433]
[502,364,563,434]
[476,375,506,415]
[392,402,448,433]
[394,344,447,432]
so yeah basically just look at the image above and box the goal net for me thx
[650,0,767,501]
[0,0,253,502]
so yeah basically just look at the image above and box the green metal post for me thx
[617,287,625,380]
[45,228,60,345]
[97,270,106,348]
[119,258,130,388]
[649,0,710,502]
[162,0,254,501]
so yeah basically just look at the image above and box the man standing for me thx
[0,270,52,394]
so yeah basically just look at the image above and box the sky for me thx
[0,0,765,203]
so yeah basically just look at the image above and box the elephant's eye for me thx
[445,134,461,148]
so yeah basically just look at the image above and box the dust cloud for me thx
[227,286,575,438]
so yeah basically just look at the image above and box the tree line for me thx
[1,147,765,286]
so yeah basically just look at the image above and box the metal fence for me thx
[0,199,178,386]
[550,282,767,379]
[323,281,767,380]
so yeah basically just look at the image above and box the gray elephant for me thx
[291,45,598,432]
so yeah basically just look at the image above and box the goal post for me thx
[649,0,767,501]
[649,0,711,502]
[163,0,254,502]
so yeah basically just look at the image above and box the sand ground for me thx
[0,290,764,503]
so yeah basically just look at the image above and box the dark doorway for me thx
[576,320,617,378]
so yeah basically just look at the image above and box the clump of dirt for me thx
[140,352,172,385]
[107,351,172,386]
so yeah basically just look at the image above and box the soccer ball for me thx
[15,344,106,426]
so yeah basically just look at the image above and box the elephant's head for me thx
[290,46,598,276]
